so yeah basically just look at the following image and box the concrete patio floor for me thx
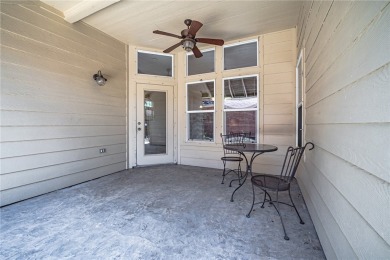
[0,165,325,259]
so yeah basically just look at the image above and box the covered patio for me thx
[1,0,389,258]
[1,165,324,259]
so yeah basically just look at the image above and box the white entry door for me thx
[136,83,174,165]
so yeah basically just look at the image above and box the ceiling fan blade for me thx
[163,41,183,53]
[196,38,224,46]
[153,30,182,39]
[188,20,203,36]
[192,45,203,58]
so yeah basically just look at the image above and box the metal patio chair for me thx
[246,142,314,240]
[220,132,250,186]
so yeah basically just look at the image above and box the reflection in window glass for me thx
[225,111,256,142]
[223,75,258,141]
[224,76,257,104]
[187,81,215,111]
[224,41,257,70]
[187,50,215,76]
[187,81,215,141]
[144,91,167,155]
[188,113,214,141]
[138,51,173,77]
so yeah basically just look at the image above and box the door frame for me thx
[296,49,304,147]
[135,83,175,166]
[127,46,178,169]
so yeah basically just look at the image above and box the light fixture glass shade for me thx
[93,70,107,86]
[183,40,195,52]
[95,77,106,86]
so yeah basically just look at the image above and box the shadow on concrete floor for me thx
[0,165,325,259]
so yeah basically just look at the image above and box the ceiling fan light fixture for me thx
[153,19,224,58]
[182,39,195,52]
[93,70,107,86]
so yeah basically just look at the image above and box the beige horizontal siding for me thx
[263,29,295,157]
[297,0,390,258]
[0,1,127,206]
[0,162,125,206]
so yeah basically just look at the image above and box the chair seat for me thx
[251,174,290,191]
[221,156,243,162]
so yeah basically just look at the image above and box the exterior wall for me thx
[177,29,297,174]
[296,1,390,258]
[0,1,127,206]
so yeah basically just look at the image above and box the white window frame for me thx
[186,47,215,76]
[222,74,259,140]
[186,79,216,142]
[296,49,304,147]
[223,39,258,71]
[136,50,174,78]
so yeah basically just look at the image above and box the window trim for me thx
[186,47,215,76]
[222,74,259,140]
[223,39,258,71]
[136,50,174,78]
[186,79,216,142]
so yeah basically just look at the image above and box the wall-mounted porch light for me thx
[93,70,107,86]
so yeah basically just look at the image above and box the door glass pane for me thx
[298,106,302,147]
[297,60,303,103]
[144,91,166,154]
[138,51,173,77]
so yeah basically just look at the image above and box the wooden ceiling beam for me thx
[63,0,120,23]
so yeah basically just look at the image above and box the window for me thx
[296,50,304,147]
[186,81,215,141]
[137,50,173,77]
[223,40,258,70]
[187,49,215,76]
[223,75,258,141]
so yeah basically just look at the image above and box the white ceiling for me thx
[41,0,303,52]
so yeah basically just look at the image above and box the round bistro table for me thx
[224,143,278,202]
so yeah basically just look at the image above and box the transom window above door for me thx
[137,50,173,77]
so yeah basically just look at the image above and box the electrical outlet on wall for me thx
[99,148,106,153]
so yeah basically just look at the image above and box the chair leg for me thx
[229,175,241,187]
[238,162,242,184]
[289,189,304,224]
[229,178,235,187]
[229,162,242,187]
[221,161,227,184]
[261,190,267,208]
[246,183,256,218]
[274,191,289,240]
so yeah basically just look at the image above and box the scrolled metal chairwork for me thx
[219,132,250,186]
[246,142,314,240]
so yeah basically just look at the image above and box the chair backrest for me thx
[220,132,250,156]
[280,142,314,182]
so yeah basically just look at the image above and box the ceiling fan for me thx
[153,19,224,58]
